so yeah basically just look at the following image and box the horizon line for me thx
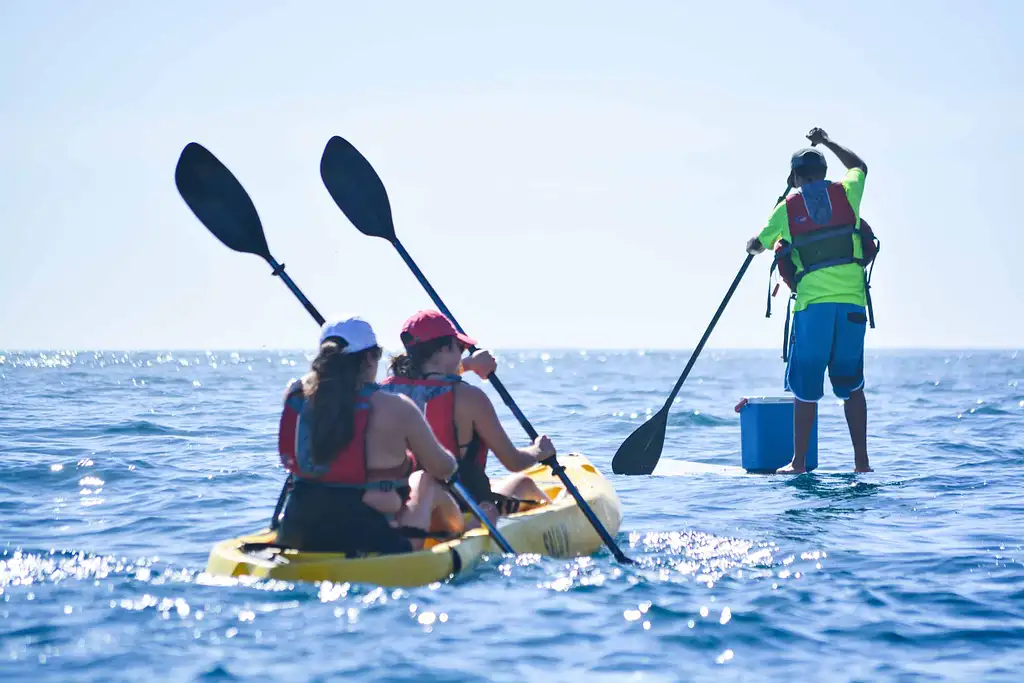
[1,346,1020,354]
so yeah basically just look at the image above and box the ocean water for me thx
[2,348,1023,682]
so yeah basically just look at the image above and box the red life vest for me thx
[766,182,881,362]
[379,375,489,471]
[277,382,413,491]
[772,182,879,290]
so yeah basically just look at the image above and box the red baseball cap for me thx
[400,310,476,348]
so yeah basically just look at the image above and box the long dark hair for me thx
[306,337,381,466]
[388,334,457,379]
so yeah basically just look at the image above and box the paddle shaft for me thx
[657,254,754,413]
[262,257,323,530]
[392,241,537,437]
[448,480,514,554]
[657,178,795,413]
[543,456,633,563]
[267,257,325,326]
[391,239,633,564]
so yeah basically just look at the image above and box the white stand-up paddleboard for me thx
[653,459,853,477]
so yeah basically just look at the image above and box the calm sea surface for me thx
[2,349,1023,682]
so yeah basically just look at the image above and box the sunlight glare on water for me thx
[1,349,1023,681]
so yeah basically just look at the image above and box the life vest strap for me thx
[292,476,411,493]
[782,293,795,362]
[493,493,545,516]
[790,223,855,248]
[792,256,860,286]
[767,254,783,319]
[864,235,879,329]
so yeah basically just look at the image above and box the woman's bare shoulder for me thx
[370,390,418,414]
[454,381,491,408]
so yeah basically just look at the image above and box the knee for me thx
[408,471,439,504]
[431,490,465,535]
[513,476,550,502]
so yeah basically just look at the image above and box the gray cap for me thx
[791,147,827,171]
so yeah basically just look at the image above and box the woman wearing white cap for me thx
[275,315,464,554]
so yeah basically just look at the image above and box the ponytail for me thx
[388,335,457,379]
[306,338,381,466]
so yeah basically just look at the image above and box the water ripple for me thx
[2,349,1023,681]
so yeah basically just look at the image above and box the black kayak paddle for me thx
[173,142,516,554]
[318,135,634,564]
[611,179,797,475]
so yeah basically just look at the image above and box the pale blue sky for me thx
[2,0,1022,350]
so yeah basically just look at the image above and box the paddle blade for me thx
[611,409,668,475]
[319,136,397,241]
[175,142,271,260]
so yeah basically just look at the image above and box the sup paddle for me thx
[319,135,633,564]
[173,142,516,554]
[611,179,797,476]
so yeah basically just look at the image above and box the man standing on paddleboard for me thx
[745,128,873,474]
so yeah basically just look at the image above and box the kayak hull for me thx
[204,453,621,587]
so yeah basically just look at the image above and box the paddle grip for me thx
[267,257,326,326]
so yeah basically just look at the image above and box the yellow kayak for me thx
[204,453,622,587]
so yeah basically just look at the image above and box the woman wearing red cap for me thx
[275,315,464,554]
[381,310,555,525]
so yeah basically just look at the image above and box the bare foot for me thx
[775,462,806,475]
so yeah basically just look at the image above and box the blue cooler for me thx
[739,397,818,473]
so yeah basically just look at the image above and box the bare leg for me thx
[463,475,552,530]
[492,474,551,506]
[430,487,465,538]
[394,472,439,550]
[844,388,872,472]
[777,399,817,474]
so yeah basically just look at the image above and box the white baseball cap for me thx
[318,316,379,354]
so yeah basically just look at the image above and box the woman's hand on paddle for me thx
[532,435,556,461]
[462,349,497,378]
[746,236,766,255]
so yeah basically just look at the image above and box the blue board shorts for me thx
[785,303,866,402]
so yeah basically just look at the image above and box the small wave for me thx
[102,420,190,436]
[919,402,1018,426]
[931,439,977,454]
[667,411,732,428]
[960,404,1015,417]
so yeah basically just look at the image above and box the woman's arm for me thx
[462,385,555,471]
